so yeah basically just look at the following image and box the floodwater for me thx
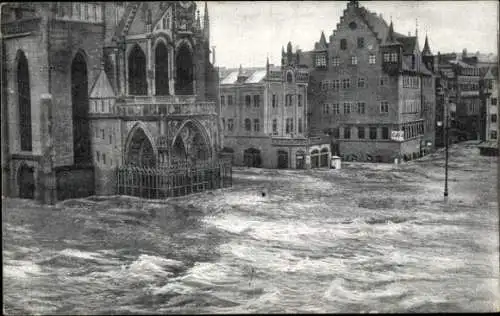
[3,142,499,314]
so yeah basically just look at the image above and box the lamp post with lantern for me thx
[436,83,449,199]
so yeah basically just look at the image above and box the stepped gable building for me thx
[219,51,331,169]
[1,1,222,201]
[292,0,436,162]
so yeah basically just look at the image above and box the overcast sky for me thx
[196,1,499,68]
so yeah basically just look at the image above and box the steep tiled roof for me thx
[358,7,405,42]
[397,36,417,54]
[297,51,314,68]
[246,70,267,83]
[114,2,141,38]
[220,67,269,84]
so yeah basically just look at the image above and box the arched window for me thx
[311,149,320,168]
[128,45,148,95]
[17,51,32,151]
[286,71,293,83]
[155,41,169,95]
[175,42,194,95]
[71,52,91,164]
[295,150,305,169]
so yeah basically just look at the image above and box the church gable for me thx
[154,5,173,32]
[327,4,381,53]
[127,3,151,36]
[90,70,115,99]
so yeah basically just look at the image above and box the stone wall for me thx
[55,165,95,201]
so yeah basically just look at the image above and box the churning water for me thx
[3,143,499,314]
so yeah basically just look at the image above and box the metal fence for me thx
[116,159,232,199]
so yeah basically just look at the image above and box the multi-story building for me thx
[293,0,436,162]
[436,50,485,142]
[479,66,498,156]
[1,2,221,201]
[219,51,331,169]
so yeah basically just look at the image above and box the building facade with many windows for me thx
[479,66,498,155]
[219,53,330,169]
[293,0,436,162]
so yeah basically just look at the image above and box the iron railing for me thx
[116,159,232,199]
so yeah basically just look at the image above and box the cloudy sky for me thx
[197,1,499,68]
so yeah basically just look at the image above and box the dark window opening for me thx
[155,42,170,95]
[340,39,347,50]
[382,127,389,139]
[175,43,194,95]
[358,127,365,139]
[343,127,351,139]
[245,118,251,131]
[369,127,377,139]
[72,52,91,164]
[357,37,364,48]
[128,45,148,95]
[17,51,32,151]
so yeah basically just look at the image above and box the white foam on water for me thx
[323,277,365,303]
[127,254,184,281]
[204,213,261,235]
[3,260,43,279]
[58,248,104,260]
[153,282,195,296]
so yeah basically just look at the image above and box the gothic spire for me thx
[382,20,400,46]
[320,31,327,46]
[422,35,432,56]
[196,9,201,30]
[415,18,419,38]
[203,2,210,41]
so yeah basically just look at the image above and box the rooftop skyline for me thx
[198,1,499,68]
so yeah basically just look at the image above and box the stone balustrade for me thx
[2,18,41,35]
[114,96,216,117]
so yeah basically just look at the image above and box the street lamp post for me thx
[444,118,449,198]
[437,85,449,200]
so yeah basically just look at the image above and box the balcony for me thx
[1,17,41,36]
[115,95,216,117]
[271,135,329,147]
[460,91,479,97]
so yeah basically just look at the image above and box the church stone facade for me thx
[1,2,221,202]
